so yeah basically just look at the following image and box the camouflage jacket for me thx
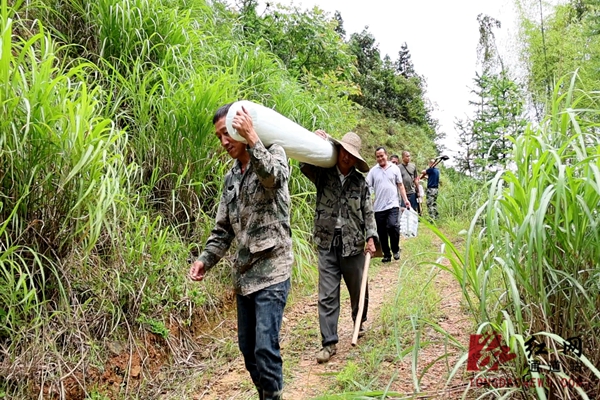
[300,163,378,257]
[198,142,293,295]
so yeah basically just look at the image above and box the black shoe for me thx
[393,251,400,260]
[382,256,391,263]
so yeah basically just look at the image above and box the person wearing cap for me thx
[189,103,292,400]
[300,130,378,364]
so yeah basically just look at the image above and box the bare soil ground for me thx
[387,262,474,398]
[282,262,399,400]
[193,239,473,400]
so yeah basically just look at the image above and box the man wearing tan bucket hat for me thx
[300,130,378,364]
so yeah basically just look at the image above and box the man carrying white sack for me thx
[367,147,411,263]
[189,103,292,400]
[300,131,378,364]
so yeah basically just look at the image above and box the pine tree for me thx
[395,42,416,78]
[333,10,346,38]
[455,118,476,176]
[456,14,526,177]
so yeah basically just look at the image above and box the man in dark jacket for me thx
[301,130,378,364]
[189,103,292,400]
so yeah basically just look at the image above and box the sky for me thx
[256,0,563,160]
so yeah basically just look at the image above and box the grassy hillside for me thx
[355,108,438,167]
[0,0,443,398]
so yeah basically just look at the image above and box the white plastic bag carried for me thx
[225,100,337,168]
[400,209,419,238]
[417,183,425,204]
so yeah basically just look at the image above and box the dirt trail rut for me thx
[282,263,400,400]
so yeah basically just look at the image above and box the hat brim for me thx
[330,137,369,173]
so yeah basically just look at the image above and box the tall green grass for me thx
[435,166,483,223]
[433,74,600,399]
[0,5,124,335]
[0,0,363,396]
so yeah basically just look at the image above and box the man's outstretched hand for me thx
[189,260,206,282]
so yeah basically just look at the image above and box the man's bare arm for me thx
[397,182,410,209]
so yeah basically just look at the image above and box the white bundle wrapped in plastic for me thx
[400,209,419,238]
[225,100,337,168]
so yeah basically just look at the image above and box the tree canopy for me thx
[237,4,439,147]
[456,13,526,177]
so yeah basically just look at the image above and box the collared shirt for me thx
[198,141,293,296]
[337,166,349,185]
[366,163,403,212]
[300,163,378,257]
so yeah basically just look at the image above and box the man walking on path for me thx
[300,130,378,364]
[423,158,441,220]
[399,151,420,213]
[189,103,292,400]
[366,147,410,263]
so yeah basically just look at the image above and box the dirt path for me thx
[389,260,473,397]
[282,263,400,400]
[195,262,399,400]
[194,241,473,400]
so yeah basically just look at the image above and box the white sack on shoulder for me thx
[225,100,337,168]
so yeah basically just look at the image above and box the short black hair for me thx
[213,103,233,124]
[375,146,386,154]
[390,154,399,160]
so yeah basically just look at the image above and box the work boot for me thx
[316,344,337,364]
[393,251,401,260]
[381,256,391,263]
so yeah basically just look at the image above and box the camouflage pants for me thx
[426,188,439,219]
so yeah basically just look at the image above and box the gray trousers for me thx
[318,231,368,346]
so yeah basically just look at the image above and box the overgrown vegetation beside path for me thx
[0,0,440,398]
[3,0,600,397]
[433,78,600,399]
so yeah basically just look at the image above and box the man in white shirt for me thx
[389,154,404,212]
[366,147,411,263]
